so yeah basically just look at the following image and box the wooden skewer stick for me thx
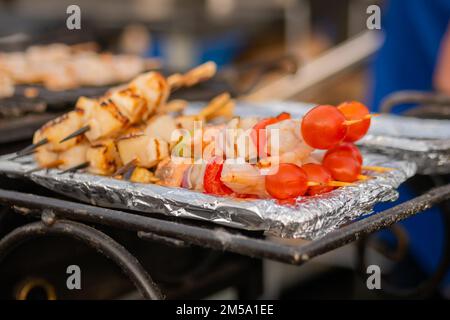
[10,150,37,161]
[59,125,91,143]
[58,161,90,175]
[222,176,354,188]
[343,113,379,126]
[362,165,394,173]
[168,61,217,90]
[327,181,355,187]
[113,159,138,177]
[357,174,371,181]
[15,138,48,158]
[197,93,231,120]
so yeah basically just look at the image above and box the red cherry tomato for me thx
[265,163,308,200]
[322,153,361,182]
[337,101,371,142]
[301,105,347,149]
[324,142,363,165]
[203,157,232,195]
[251,112,292,157]
[302,163,334,196]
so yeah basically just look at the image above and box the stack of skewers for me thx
[14,61,389,205]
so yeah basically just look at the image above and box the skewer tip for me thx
[58,162,90,175]
[59,125,90,143]
[362,165,394,173]
[15,138,48,157]
[357,174,371,181]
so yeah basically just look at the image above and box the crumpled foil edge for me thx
[0,153,416,240]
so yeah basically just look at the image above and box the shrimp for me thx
[265,119,313,166]
[183,163,207,191]
[220,162,268,198]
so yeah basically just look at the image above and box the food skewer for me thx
[15,139,48,157]
[55,104,378,193]
[14,61,218,157]
[58,61,218,143]
[40,92,233,177]
[19,55,389,203]
[15,97,97,157]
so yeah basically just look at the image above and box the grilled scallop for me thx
[117,134,169,168]
[86,139,122,175]
[85,100,128,142]
[33,111,83,152]
[75,96,97,123]
[58,141,89,170]
[108,87,147,123]
[145,114,177,143]
[130,72,169,118]
[34,148,60,168]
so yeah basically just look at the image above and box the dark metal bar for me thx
[0,189,306,263]
[380,90,450,114]
[297,184,450,260]
[0,184,448,265]
[137,231,189,248]
[0,219,163,300]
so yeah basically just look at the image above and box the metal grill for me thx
[0,90,449,299]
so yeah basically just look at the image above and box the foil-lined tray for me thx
[219,101,450,174]
[0,152,415,239]
[1,100,435,239]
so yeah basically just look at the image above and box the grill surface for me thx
[0,91,449,299]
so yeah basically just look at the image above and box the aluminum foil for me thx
[2,100,438,239]
[0,153,415,239]
[197,101,449,175]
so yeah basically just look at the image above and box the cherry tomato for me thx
[265,163,308,200]
[251,112,292,157]
[324,142,363,165]
[322,153,361,182]
[302,163,334,195]
[301,105,347,149]
[203,157,232,195]
[337,101,371,142]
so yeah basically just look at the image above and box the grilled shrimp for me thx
[220,162,268,198]
[265,119,313,166]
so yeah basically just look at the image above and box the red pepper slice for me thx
[275,112,291,121]
[203,157,233,195]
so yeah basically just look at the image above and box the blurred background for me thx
[0,0,381,104]
[1,0,450,300]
